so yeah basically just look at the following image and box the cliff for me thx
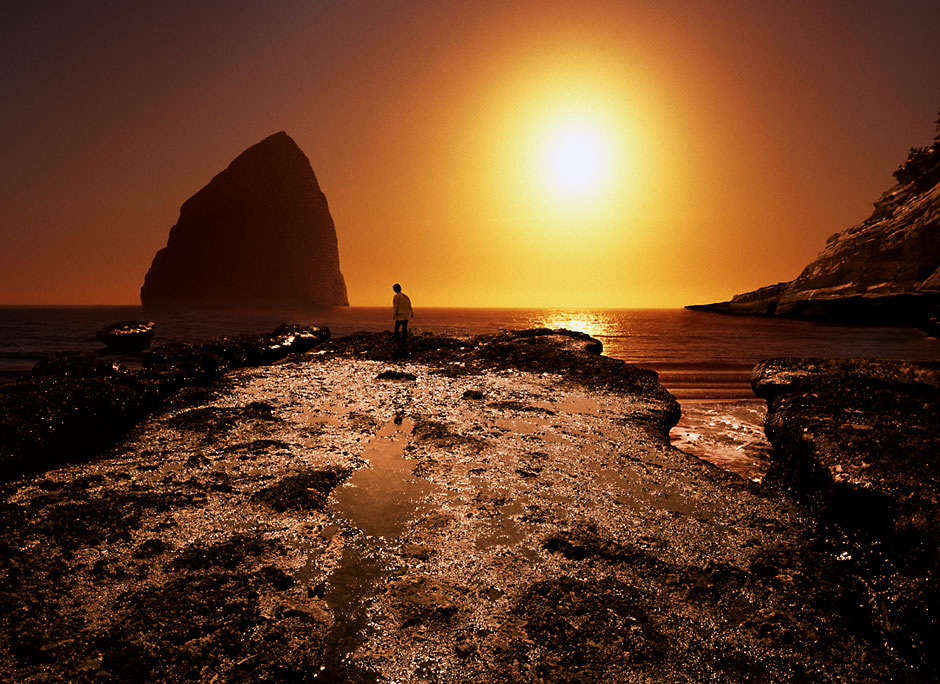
[140,132,348,308]
[689,123,940,330]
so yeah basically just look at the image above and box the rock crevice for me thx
[752,357,940,670]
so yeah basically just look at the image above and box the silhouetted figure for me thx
[392,283,413,346]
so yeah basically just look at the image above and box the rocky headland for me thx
[140,132,349,308]
[2,329,937,682]
[689,118,940,332]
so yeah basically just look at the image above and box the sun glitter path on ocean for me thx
[533,310,772,480]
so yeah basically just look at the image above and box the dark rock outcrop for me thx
[689,131,940,329]
[0,325,330,481]
[140,132,348,308]
[753,358,940,522]
[96,320,155,352]
[752,357,940,669]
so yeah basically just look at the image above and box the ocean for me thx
[1,306,936,480]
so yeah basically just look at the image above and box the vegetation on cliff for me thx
[892,107,940,188]
[690,106,940,330]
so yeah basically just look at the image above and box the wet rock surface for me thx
[0,325,330,480]
[753,357,940,674]
[0,331,932,682]
[95,320,156,352]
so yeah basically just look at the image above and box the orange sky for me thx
[1,0,939,308]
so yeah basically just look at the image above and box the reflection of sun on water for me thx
[537,311,617,341]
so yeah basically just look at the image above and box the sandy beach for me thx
[2,329,929,682]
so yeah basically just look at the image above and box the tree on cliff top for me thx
[893,106,940,187]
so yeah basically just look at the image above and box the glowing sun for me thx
[539,117,613,202]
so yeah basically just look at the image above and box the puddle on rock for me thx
[474,499,538,559]
[319,542,386,680]
[319,415,439,678]
[331,416,432,539]
[536,396,601,415]
[584,459,717,520]
[495,417,544,435]
[304,408,343,428]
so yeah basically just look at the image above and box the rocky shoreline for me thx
[686,290,940,334]
[1,330,937,682]
[0,324,331,481]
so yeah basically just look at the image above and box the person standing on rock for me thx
[392,283,413,345]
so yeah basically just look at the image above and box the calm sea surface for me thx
[1,306,936,480]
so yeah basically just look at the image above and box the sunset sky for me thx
[2,0,939,308]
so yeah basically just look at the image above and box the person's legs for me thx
[400,319,408,343]
[394,319,403,340]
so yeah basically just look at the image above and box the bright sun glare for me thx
[539,117,613,202]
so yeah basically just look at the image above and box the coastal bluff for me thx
[140,132,348,308]
[688,127,940,330]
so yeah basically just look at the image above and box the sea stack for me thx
[140,132,349,308]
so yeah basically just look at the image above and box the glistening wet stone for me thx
[0,330,932,683]
[332,417,433,539]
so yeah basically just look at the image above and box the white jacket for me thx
[393,292,413,320]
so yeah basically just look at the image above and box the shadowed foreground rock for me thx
[753,357,940,672]
[1,331,936,682]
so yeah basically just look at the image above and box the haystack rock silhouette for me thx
[140,132,348,308]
